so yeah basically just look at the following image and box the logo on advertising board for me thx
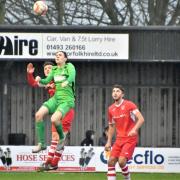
[100,150,110,164]
[0,147,12,171]
[0,33,43,59]
[79,147,95,171]
[100,149,165,165]
[0,36,38,56]
[128,150,164,165]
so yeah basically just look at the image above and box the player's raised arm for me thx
[27,63,38,87]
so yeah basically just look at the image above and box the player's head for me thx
[112,84,125,101]
[55,51,68,64]
[43,61,54,76]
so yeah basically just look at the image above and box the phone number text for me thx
[46,45,86,51]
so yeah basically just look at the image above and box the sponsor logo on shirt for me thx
[121,105,125,110]
[113,114,126,119]
[54,75,66,82]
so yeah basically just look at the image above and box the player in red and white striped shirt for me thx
[105,85,144,180]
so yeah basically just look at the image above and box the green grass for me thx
[0,172,180,180]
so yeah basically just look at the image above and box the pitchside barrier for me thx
[0,146,180,173]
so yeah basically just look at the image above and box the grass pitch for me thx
[0,172,180,180]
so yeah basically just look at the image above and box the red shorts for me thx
[51,109,75,133]
[110,136,138,160]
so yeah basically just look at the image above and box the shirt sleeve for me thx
[66,63,76,84]
[27,72,38,87]
[40,68,54,85]
[128,101,138,112]
[128,101,139,121]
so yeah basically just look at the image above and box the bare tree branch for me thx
[168,0,180,25]
[97,0,119,25]
[0,0,6,24]
[154,0,169,25]
[1,0,180,26]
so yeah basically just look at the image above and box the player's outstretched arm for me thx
[27,63,38,87]
[39,67,54,85]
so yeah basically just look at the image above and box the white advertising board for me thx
[0,33,129,60]
[0,146,180,173]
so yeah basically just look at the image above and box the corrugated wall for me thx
[0,61,179,147]
[130,30,180,61]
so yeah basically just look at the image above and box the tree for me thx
[0,0,6,24]
[2,0,180,26]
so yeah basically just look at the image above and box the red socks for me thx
[45,140,58,165]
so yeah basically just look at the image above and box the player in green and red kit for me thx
[33,51,76,154]
[27,62,75,170]
[105,85,144,180]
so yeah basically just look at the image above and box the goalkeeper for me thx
[33,51,76,153]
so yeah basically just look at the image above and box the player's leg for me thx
[33,96,58,153]
[48,109,75,170]
[48,132,68,170]
[51,111,64,140]
[118,137,137,180]
[32,106,49,153]
[46,124,59,165]
[51,102,74,141]
[57,108,75,149]
[107,141,121,180]
[37,124,59,172]
[118,157,130,180]
[38,125,59,171]
[107,157,118,180]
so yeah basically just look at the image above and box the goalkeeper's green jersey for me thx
[40,62,76,103]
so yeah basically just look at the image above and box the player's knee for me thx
[108,158,116,167]
[118,158,127,168]
[35,112,42,122]
[52,132,59,141]
[51,116,61,124]
[51,117,56,123]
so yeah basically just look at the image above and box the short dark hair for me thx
[56,51,68,58]
[43,61,54,68]
[112,84,125,93]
